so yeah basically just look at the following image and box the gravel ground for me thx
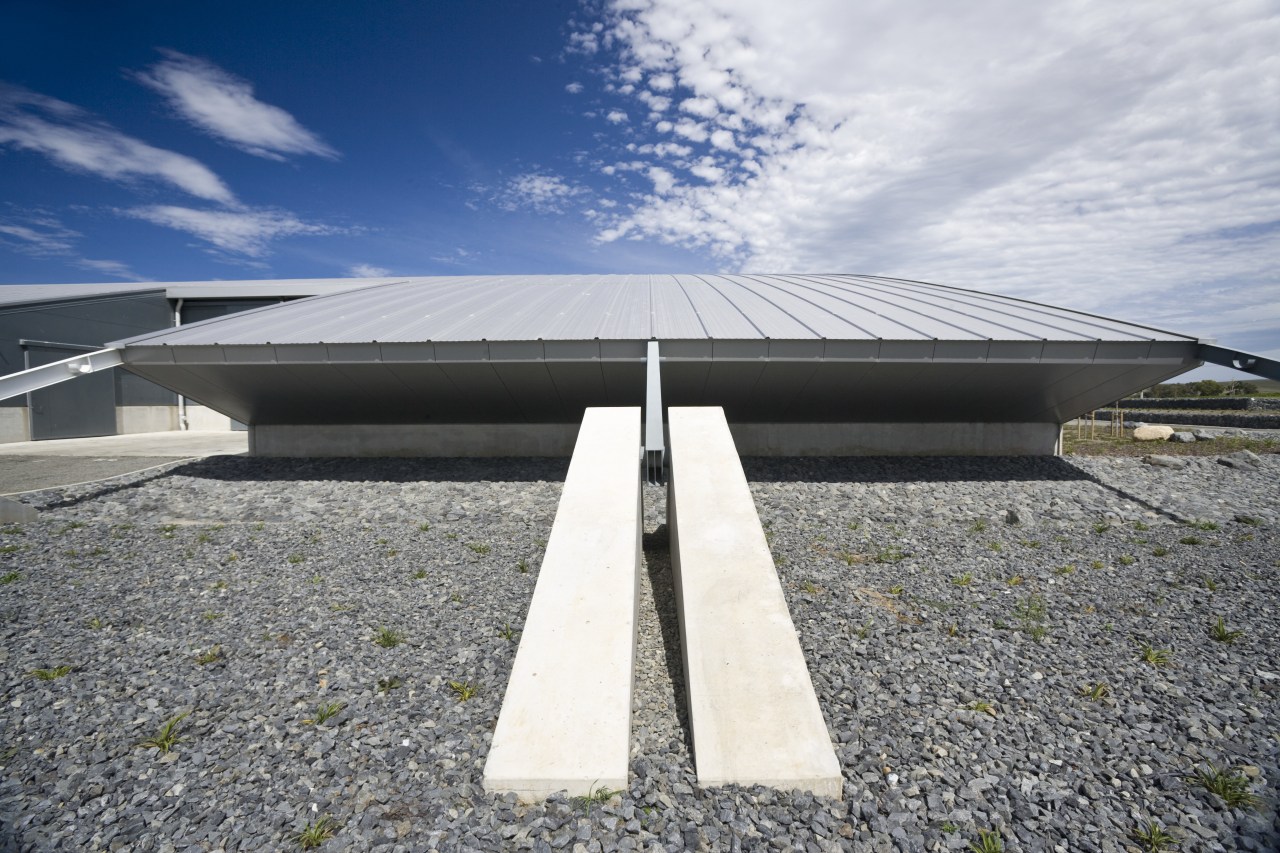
[0,452,1276,852]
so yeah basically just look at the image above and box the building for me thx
[6,273,1272,456]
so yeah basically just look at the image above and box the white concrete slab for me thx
[0,431,247,458]
[483,407,642,802]
[667,407,842,798]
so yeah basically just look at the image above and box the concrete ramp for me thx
[483,407,642,802]
[667,407,842,798]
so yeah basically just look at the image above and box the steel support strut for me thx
[644,340,665,484]
[0,348,122,403]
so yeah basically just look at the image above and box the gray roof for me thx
[113,274,1197,347]
[0,278,386,309]
[108,274,1204,428]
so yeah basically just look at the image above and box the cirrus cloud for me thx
[132,50,338,161]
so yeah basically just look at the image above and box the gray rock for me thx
[1169,431,1196,443]
[1143,455,1189,469]
[1218,449,1262,469]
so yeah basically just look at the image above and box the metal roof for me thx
[0,278,385,309]
[104,274,1204,428]
[112,274,1199,347]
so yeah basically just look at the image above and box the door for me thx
[26,343,117,440]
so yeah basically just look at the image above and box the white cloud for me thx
[0,85,235,203]
[0,213,144,280]
[348,263,391,277]
[566,82,585,94]
[583,0,1280,347]
[75,258,148,281]
[498,172,586,214]
[606,109,629,124]
[132,50,337,161]
[123,205,345,257]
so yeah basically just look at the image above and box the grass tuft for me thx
[1209,616,1243,644]
[1130,820,1179,852]
[1186,763,1259,810]
[28,665,73,680]
[1139,644,1172,667]
[967,828,1003,853]
[374,627,404,648]
[448,680,478,701]
[294,814,339,849]
[139,711,190,753]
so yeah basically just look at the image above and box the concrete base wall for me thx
[185,405,233,431]
[117,406,179,434]
[728,422,1061,456]
[0,408,29,443]
[250,423,583,457]
[248,421,1060,457]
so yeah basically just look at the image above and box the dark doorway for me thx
[26,342,117,440]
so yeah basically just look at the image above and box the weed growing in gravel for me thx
[0,525,22,535]
[377,676,403,693]
[195,532,211,545]
[448,680,477,701]
[1080,682,1110,701]
[308,574,323,585]
[467,542,490,555]
[499,623,518,641]
[202,611,223,621]
[946,623,959,637]
[418,522,432,531]
[1139,644,1172,667]
[1092,522,1110,534]
[0,544,23,554]
[1006,575,1024,586]
[28,665,72,680]
[968,828,1003,852]
[1090,560,1104,570]
[571,783,619,815]
[951,573,973,587]
[288,553,305,564]
[308,701,346,725]
[139,712,189,753]
[1235,515,1260,527]
[1133,521,1150,531]
[774,554,787,566]
[846,521,860,531]
[969,519,987,533]
[293,815,338,849]
[1179,536,1202,546]
[450,592,463,604]
[855,621,873,639]
[517,559,529,573]
[1130,820,1179,852]
[86,617,103,629]
[329,603,352,612]
[940,821,958,833]
[1186,763,1259,810]
[987,541,1002,553]
[1152,545,1170,557]
[801,580,819,594]
[194,646,223,665]
[446,533,460,542]
[1189,520,1219,531]
[888,585,904,595]
[1021,540,1041,549]
[1014,595,1048,642]
[1118,555,1136,566]
[1209,616,1243,644]
[411,569,427,580]
[160,523,178,538]
[210,580,228,590]
[875,545,904,564]
[836,550,865,566]
[966,700,997,717]
[0,571,19,584]
[1203,577,1217,592]
[1054,564,1075,576]
[252,522,265,531]
[374,627,404,648]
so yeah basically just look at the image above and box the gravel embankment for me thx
[1,453,1277,852]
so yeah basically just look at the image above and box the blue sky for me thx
[1,0,1276,378]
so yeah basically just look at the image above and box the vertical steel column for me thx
[644,340,665,484]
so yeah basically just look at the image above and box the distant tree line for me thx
[1140,379,1260,398]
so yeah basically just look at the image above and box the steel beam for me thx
[644,340,665,484]
[1197,344,1280,382]
[0,348,122,403]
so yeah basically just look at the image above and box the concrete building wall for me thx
[0,407,29,443]
[249,420,1061,458]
